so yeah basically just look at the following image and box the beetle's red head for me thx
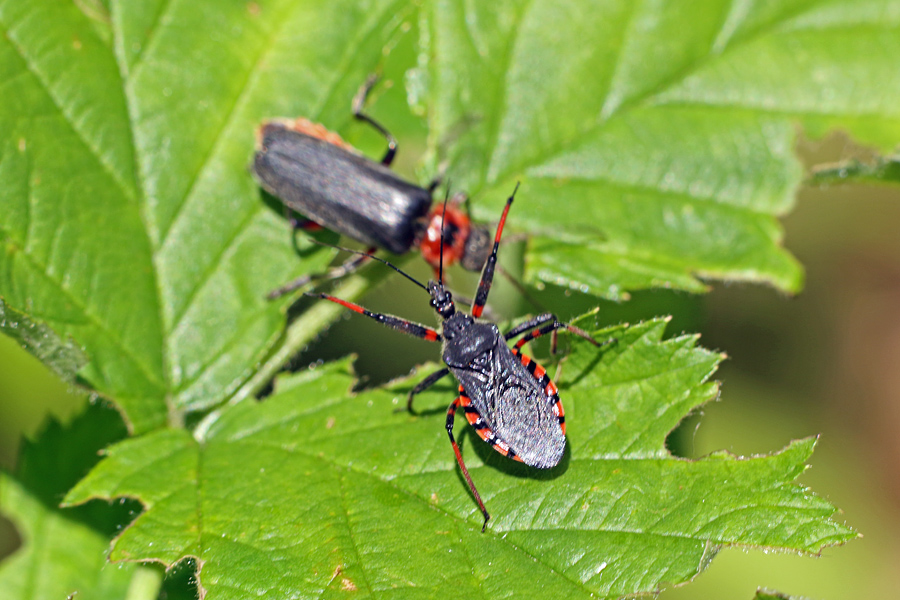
[418,195,490,278]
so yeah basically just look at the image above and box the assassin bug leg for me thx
[503,313,599,344]
[503,312,605,355]
[404,367,451,414]
[306,293,441,342]
[471,183,518,318]
[447,395,491,532]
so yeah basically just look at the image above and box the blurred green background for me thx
[2,130,898,600]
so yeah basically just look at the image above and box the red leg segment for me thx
[446,395,491,532]
[471,183,519,318]
[309,293,441,342]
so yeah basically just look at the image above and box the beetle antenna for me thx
[305,238,428,293]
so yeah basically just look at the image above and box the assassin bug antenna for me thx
[309,182,610,532]
[301,239,430,293]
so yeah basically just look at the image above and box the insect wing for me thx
[453,341,566,469]
[253,122,432,253]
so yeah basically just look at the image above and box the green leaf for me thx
[421,1,900,298]
[65,320,855,599]
[3,0,900,430]
[0,401,141,599]
[0,0,413,432]
[0,3,872,596]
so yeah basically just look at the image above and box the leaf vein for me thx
[484,0,534,186]
[0,9,135,200]
[120,0,173,77]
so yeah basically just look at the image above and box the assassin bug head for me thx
[419,187,461,320]
[427,281,456,319]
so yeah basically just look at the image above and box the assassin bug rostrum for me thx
[308,184,603,531]
[253,75,491,298]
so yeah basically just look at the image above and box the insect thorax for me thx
[441,317,499,369]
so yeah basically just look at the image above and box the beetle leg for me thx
[286,213,323,233]
[352,74,397,166]
[267,247,376,300]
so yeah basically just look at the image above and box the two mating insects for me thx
[309,184,602,531]
[253,76,491,298]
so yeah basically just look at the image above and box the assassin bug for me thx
[253,75,491,298]
[308,184,602,531]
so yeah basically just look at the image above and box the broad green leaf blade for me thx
[65,321,855,599]
[0,0,413,431]
[0,401,140,600]
[0,0,166,429]
[0,476,141,600]
[422,0,900,297]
